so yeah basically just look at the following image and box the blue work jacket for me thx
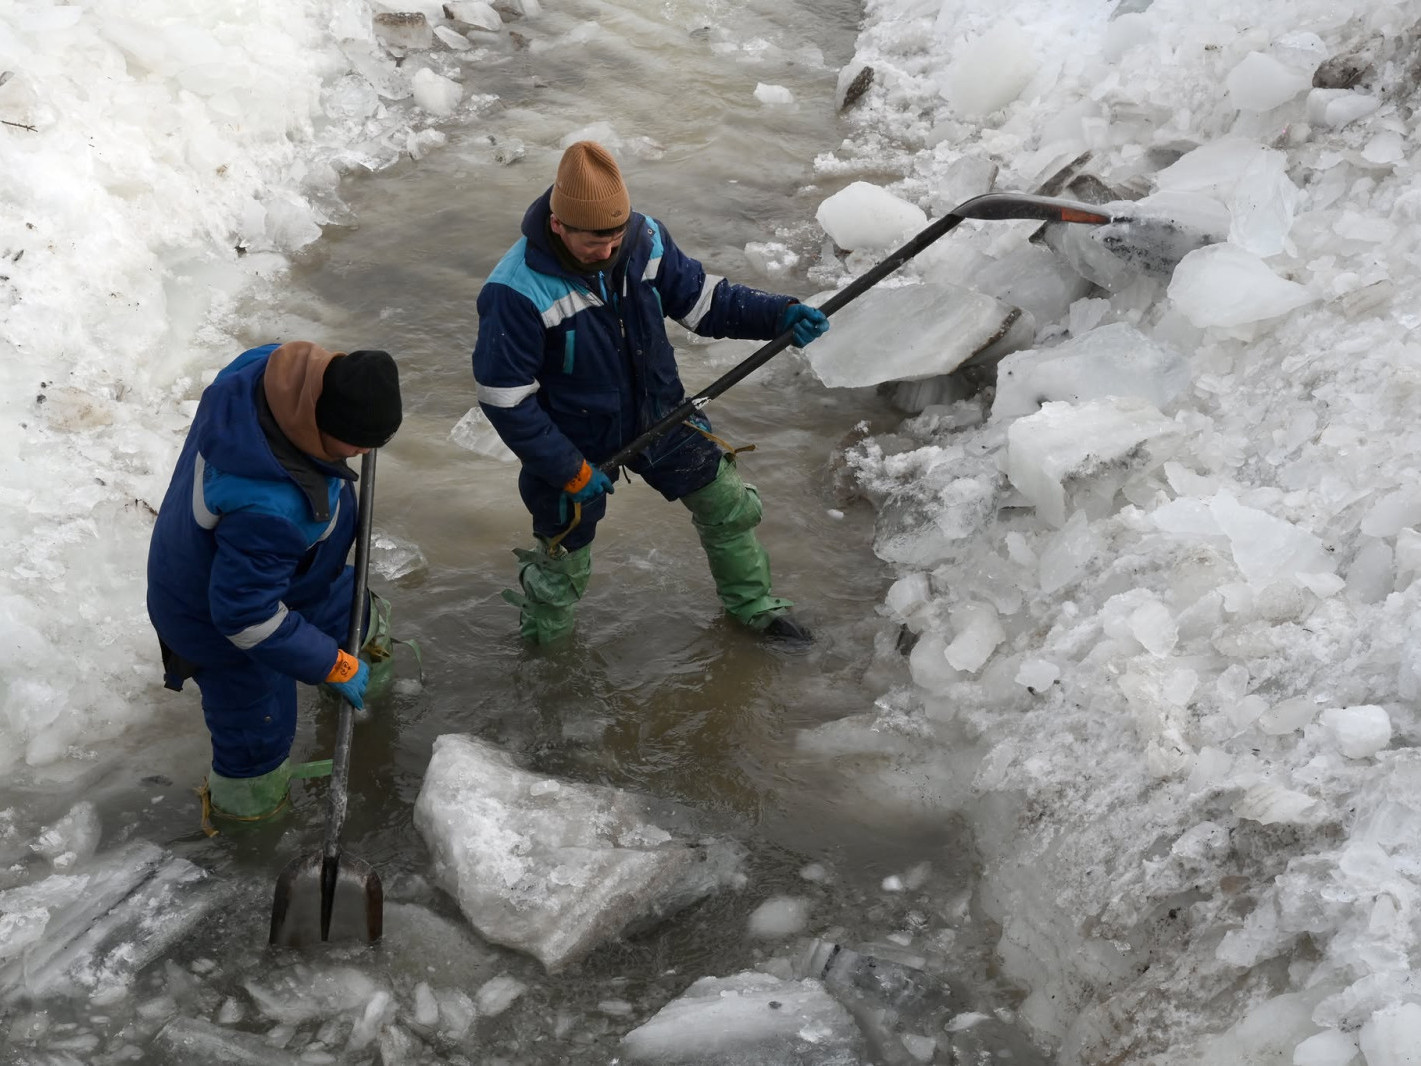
[472,188,794,488]
[146,344,358,683]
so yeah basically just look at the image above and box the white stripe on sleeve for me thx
[676,274,724,332]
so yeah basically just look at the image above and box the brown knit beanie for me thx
[550,141,630,230]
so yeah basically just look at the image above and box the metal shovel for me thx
[598,191,1212,475]
[269,449,384,947]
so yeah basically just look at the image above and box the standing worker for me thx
[472,140,829,646]
[147,342,403,825]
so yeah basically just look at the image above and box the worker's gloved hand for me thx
[564,460,615,504]
[325,650,370,709]
[779,303,830,347]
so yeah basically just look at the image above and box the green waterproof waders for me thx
[681,456,792,629]
[200,757,333,835]
[502,541,593,645]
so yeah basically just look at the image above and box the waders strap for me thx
[197,780,218,838]
[684,419,756,458]
[547,499,582,554]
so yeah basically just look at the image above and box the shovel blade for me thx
[269,851,383,948]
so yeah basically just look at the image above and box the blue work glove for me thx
[779,303,830,347]
[325,651,370,709]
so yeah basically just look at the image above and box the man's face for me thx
[320,432,371,460]
[551,216,627,269]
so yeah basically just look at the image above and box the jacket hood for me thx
[263,341,341,462]
[522,187,555,247]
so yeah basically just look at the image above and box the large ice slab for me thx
[962,241,1097,330]
[159,1017,309,1066]
[414,734,746,972]
[619,970,864,1065]
[806,282,1032,388]
[1151,492,1337,585]
[992,322,1191,420]
[1169,243,1316,328]
[1006,396,1182,527]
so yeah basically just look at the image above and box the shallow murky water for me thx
[1,1,1047,1061]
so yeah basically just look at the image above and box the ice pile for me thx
[807,0,1421,1061]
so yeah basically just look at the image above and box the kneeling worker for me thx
[147,342,402,824]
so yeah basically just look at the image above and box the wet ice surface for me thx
[0,838,229,1002]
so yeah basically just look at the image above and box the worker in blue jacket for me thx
[147,342,402,825]
[472,140,829,645]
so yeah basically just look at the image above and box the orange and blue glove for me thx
[559,459,615,524]
[325,650,370,709]
[565,459,615,504]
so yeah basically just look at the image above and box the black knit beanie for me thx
[315,350,403,448]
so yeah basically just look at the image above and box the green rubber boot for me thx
[317,592,422,706]
[681,456,793,629]
[205,758,333,826]
[501,541,593,645]
[360,590,396,695]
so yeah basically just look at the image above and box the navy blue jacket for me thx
[147,344,358,683]
[472,188,794,488]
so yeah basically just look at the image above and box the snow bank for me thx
[0,0,459,770]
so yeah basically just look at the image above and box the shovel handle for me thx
[320,450,377,937]
[326,449,375,857]
[343,450,377,660]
